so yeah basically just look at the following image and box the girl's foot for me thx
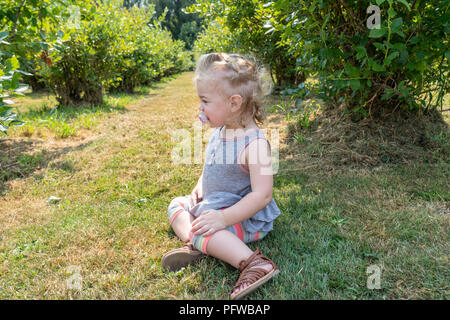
[161,241,204,272]
[230,248,280,300]
[231,262,274,296]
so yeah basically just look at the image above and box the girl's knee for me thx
[168,196,186,210]
[168,196,188,224]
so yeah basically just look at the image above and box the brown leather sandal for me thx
[230,248,280,300]
[161,241,204,272]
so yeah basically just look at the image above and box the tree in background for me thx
[37,0,193,105]
[192,19,238,60]
[149,0,203,50]
[124,0,203,50]
[190,0,449,119]
[268,0,449,117]
[0,0,71,133]
[187,0,305,89]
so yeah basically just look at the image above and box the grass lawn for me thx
[0,72,448,299]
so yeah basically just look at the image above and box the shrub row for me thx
[38,1,193,106]
[1,1,193,133]
[189,0,449,118]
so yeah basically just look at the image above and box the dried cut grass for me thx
[285,101,450,171]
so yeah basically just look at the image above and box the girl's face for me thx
[196,79,234,128]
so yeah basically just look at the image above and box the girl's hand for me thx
[191,209,226,236]
[190,183,203,207]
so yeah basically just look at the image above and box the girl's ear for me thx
[229,94,243,112]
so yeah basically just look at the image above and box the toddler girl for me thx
[162,53,281,300]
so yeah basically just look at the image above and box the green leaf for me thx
[355,46,367,59]
[369,27,386,38]
[398,81,410,97]
[345,64,360,77]
[369,58,386,72]
[15,70,33,76]
[373,42,385,51]
[387,51,400,61]
[39,41,49,50]
[0,124,8,133]
[383,41,394,49]
[416,61,427,72]
[9,120,24,127]
[388,7,396,18]
[376,0,386,5]
[6,56,20,71]
[350,79,361,91]
[381,89,395,100]
[391,17,403,29]
[393,28,404,38]
[446,51,450,61]
[395,0,411,11]
[410,36,420,44]
[384,51,400,66]
[398,49,409,63]
[393,43,407,50]
[0,31,9,41]
[295,99,304,107]
[39,7,48,18]
[11,72,20,89]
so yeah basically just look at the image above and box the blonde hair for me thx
[194,53,273,127]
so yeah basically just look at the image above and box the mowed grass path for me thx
[1,72,448,299]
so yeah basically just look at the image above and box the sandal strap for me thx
[238,248,276,271]
[232,248,278,291]
[232,268,268,290]
[238,248,261,271]
[183,240,196,251]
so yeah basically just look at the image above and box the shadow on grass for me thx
[0,138,92,196]
[17,99,128,122]
[258,151,448,298]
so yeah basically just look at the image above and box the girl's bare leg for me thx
[204,230,252,267]
[170,210,274,294]
[205,229,273,294]
[171,210,195,242]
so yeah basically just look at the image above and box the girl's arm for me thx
[222,138,273,226]
[190,173,204,206]
[196,173,203,186]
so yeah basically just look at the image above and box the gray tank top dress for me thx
[188,126,281,233]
